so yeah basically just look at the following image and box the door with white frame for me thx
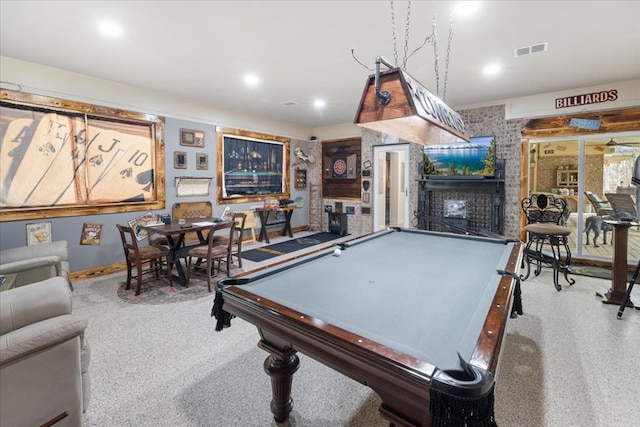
[373,144,410,231]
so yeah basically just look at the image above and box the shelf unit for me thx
[294,168,307,189]
[556,169,578,188]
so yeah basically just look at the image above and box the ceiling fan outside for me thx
[605,137,640,147]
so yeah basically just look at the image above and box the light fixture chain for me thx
[443,12,454,101]
[402,1,411,69]
[390,0,398,67]
[432,16,439,96]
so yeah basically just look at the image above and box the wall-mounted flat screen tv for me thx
[423,136,495,179]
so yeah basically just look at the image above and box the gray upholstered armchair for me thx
[0,240,72,289]
[0,276,91,426]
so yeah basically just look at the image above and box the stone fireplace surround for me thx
[416,178,506,236]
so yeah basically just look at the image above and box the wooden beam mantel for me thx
[522,107,640,138]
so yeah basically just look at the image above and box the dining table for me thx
[140,218,229,286]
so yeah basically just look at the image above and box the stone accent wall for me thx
[458,105,522,239]
[308,141,323,232]
[307,104,523,239]
[533,155,604,195]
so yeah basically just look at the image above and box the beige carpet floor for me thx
[72,238,640,427]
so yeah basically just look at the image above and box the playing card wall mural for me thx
[0,89,165,221]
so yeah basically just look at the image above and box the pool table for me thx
[215,228,523,426]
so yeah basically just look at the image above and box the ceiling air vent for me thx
[514,42,548,57]
[280,100,298,106]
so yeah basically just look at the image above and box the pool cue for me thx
[617,258,640,318]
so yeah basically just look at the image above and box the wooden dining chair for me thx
[186,221,235,291]
[210,213,247,268]
[116,224,172,296]
[232,212,247,268]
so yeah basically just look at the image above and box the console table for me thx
[254,206,297,243]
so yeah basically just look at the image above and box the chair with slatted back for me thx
[239,210,257,246]
[210,213,248,268]
[186,221,235,291]
[584,191,614,216]
[116,224,172,296]
[604,193,638,220]
[173,201,214,244]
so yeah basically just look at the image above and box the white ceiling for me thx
[1,1,639,130]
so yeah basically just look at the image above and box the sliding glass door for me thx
[529,132,640,262]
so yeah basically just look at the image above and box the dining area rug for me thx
[116,264,243,305]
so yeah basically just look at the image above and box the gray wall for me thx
[0,117,310,273]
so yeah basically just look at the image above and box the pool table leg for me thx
[259,340,300,422]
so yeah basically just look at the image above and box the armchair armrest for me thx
[0,277,71,335]
[0,256,63,287]
[0,314,88,365]
[0,241,68,264]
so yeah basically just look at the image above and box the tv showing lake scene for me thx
[423,136,495,178]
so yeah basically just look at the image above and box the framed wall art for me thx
[26,222,52,245]
[180,128,205,147]
[127,211,159,241]
[196,152,208,170]
[80,223,104,245]
[175,177,212,197]
[0,89,165,222]
[174,151,187,169]
[217,127,290,204]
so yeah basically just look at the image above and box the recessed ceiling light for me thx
[244,74,260,86]
[453,1,480,18]
[313,99,326,108]
[97,21,123,38]
[483,63,501,76]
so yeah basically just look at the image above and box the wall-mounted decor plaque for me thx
[175,177,212,197]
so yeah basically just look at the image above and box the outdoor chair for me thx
[604,193,638,220]
[584,191,614,216]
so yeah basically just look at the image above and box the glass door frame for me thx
[529,130,640,260]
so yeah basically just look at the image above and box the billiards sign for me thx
[555,89,618,109]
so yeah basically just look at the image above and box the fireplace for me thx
[328,212,348,235]
[416,178,505,235]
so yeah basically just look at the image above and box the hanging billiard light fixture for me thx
[353,1,469,145]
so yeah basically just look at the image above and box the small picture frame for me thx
[221,206,236,221]
[174,151,187,169]
[362,192,370,204]
[128,211,158,241]
[363,160,372,169]
[444,200,468,218]
[80,223,104,245]
[180,128,205,147]
[196,152,208,170]
[26,222,52,245]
